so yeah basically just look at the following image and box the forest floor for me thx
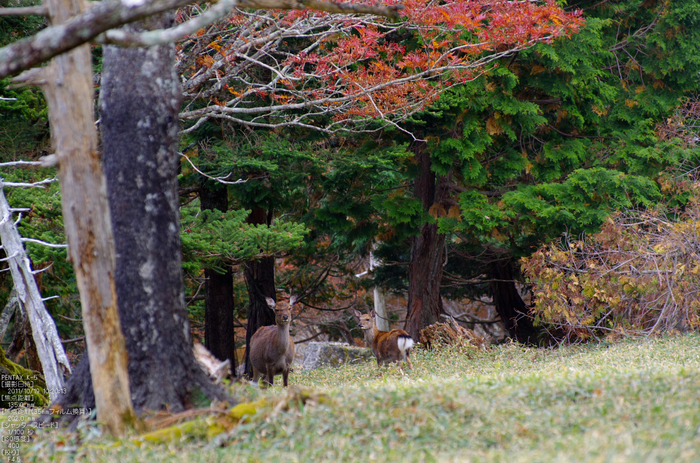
[6,333,700,462]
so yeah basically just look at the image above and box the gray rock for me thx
[300,341,375,370]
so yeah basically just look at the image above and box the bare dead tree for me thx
[0,173,71,401]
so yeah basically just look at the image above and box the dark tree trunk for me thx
[404,145,448,340]
[4,309,25,362]
[201,184,237,376]
[242,207,276,379]
[405,223,445,340]
[6,308,41,372]
[52,16,229,416]
[489,259,539,345]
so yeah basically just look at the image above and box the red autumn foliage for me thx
[177,0,583,132]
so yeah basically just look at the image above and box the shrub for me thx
[522,192,700,341]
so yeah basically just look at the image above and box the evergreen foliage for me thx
[179,131,413,308]
[180,206,308,274]
[0,2,49,161]
[374,0,700,303]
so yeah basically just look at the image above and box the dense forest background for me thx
[1,0,699,376]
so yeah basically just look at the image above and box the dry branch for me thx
[524,203,700,340]
[0,0,400,78]
[0,180,71,401]
[175,0,581,135]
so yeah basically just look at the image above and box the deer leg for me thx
[266,366,274,387]
[282,370,289,387]
[405,352,413,369]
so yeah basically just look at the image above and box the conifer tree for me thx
[177,0,583,347]
[379,0,700,342]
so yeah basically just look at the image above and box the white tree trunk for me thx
[372,285,390,332]
[369,251,390,331]
[9,0,136,435]
[0,180,70,401]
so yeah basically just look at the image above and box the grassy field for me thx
[6,334,700,462]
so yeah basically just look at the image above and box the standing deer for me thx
[355,309,414,368]
[250,295,296,387]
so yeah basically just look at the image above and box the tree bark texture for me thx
[404,145,448,340]
[489,259,538,345]
[51,16,229,419]
[201,184,238,375]
[98,21,230,411]
[0,289,18,343]
[19,0,135,436]
[243,207,277,379]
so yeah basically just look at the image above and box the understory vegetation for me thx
[523,192,700,341]
[8,334,700,462]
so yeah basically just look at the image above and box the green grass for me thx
[9,334,700,462]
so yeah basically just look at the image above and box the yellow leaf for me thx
[490,228,506,240]
[486,116,503,135]
[592,105,608,116]
[428,203,446,219]
[556,109,568,124]
[447,206,462,220]
[196,55,215,68]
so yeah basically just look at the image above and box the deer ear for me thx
[266,297,276,309]
[371,309,376,318]
[289,294,298,306]
[354,309,362,318]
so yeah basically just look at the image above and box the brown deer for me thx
[250,295,296,387]
[355,309,414,368]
